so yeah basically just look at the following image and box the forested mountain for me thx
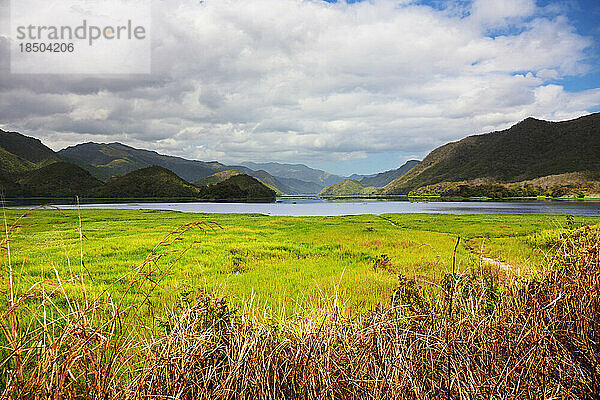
[383,113,600,195]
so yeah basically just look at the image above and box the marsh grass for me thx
[1,209,599,398]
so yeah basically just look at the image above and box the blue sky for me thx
[1,0,599,175]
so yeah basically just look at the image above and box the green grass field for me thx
[3,208,598,317]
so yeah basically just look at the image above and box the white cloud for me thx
[0,0,599,174]
[470,0,537,28]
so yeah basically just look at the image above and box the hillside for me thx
[198,174,276,201]
[90,166,276,200]
[17,162,103,197]
[241,161,344,186]
[318,179,379,197]
[384,113,600,195]
[59,142,229,182]
[60,142,307,194]
[0,146,36,175]
[195,169,242,186]
[0,129,61,166]
[92,166,200,198]
[359,160,420,187]
[275,176,322,194]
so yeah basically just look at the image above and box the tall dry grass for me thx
[1,209,599,399]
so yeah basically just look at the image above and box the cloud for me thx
[0,0,599,174]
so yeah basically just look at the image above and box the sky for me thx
[1,0,599,176]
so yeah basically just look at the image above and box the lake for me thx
[12,197,600,216]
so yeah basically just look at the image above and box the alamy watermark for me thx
[10,0,151,74]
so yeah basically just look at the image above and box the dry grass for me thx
[1,210,599,399]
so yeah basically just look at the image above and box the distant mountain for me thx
[347,172,377,181]
[275,177,322,195]
[241,161,344,186]
[359,160,420,187]
[59,142,229,182]
[384,113,600,195]
[318,179,379,197]
[195,169,242,186]
[17,162,103,197]
[59,142,316,195]
[92,165,200,198]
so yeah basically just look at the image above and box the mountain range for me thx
[59,143,414,194]
[1,112,598,200]
[381,113,600,196]
[0,130,278,201]
[59,143,329,195]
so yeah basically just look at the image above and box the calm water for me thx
[13,197,600,216]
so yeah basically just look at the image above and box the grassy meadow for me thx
[2,208,600,398]
[3,208,597,316]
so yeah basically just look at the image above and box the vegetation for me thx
[0,130,276,201]
[384,113,600,194]
[318,178,380,197]
[17,162,104,197]
[93,165,200,198]
[194,169,242,186]
[197,174,277,201]
[89,166,276,201]
[1,210,599,398]
[58,143,314,194]
[2,210,597,315]
[0,129,61,166]
[410,172,600,199]
[5,114,600,199]
[359,159,420,187]
[58,142,228,182]
[0,147,36,175]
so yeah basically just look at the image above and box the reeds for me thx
[1,211,599,399]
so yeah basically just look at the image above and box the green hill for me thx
[384,113,600,195]
[195,169,242,186]
[319,179,379,197]
[0,129,61,166]
[0,173,23,197]
[92,166,199,198]
[0,130,103,198]
[0,146,37,175]
[198,174,277,201]
[91,166,275,201]
[17,162,104,197]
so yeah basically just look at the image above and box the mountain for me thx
[195,169,242,186]
[318,179,379,197]
[384,113,600,195]
[17,162,103,197]
[91,165,276,201]
[0,145,36,175]
[59,142,312,194]
[241,161,344,186]
[59,142,229,182]
[0,130,103,198]
[0,129,61,166]
[275,177,322,195]
[359,160,420,187]
[198,174,276,201]
[92,166,200,198]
